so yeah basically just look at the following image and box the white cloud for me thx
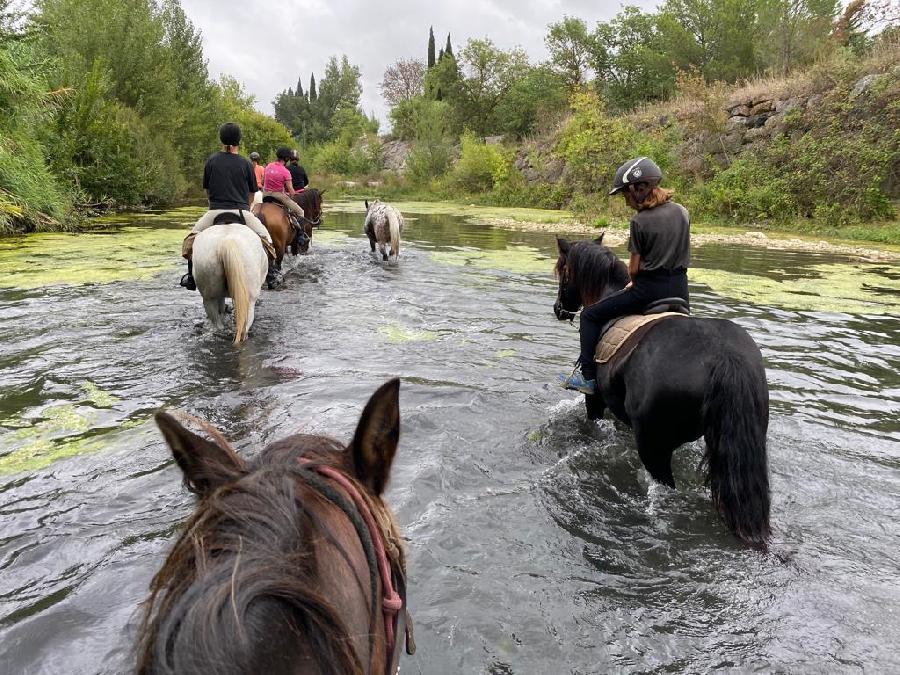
[180,0,657,128]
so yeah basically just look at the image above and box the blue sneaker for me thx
[557,371,596,395]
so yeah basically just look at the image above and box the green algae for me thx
[0,226,187,289]
[431,244,553,275]
[378,323,437,343]
[327,200,574,225]
[0,382,133,475]
[691,262,900,314]
[495,349,517,358]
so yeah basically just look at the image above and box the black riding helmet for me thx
[608,157,663,195]
[219,122,242,146]
[276,146,292,161]
[249,151,260,161]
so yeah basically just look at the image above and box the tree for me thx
[381,58,425,106]
[309,73,317,101]
[296,74,304,99]
[444,33,454,59]
[495,66,569,137]
[457,38,530,135]
[545,16,595,88]
[427,26,436,68]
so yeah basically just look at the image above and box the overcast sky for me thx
[179,0,657,130]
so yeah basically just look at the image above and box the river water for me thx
[1,203,898,674]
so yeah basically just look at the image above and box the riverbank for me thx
[327,199,900,262]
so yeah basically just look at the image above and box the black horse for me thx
[554,236,771,549]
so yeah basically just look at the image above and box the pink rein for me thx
[298,459,403,658]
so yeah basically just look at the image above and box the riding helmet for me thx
[219,122,242,146]
[608,157,663,195]
[290,149,299,161]
[276,146,292,161]
[249,151,261,161]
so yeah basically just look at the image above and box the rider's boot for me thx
[557,362,596,395]
[180,259,197,291]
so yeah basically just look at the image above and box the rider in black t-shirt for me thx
[559,157,691,394]
[179,123,277,290]
[288,151,309,190]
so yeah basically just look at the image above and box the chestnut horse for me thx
[138,379,414,675]
[254,190,323,285]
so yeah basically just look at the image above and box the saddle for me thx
[260,196,304,233]
[595,297,690,365]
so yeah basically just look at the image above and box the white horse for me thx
[363,200,404,262]
[192,216,268,344]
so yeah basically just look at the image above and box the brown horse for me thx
[253,190,323,285]
[138,379,414,675]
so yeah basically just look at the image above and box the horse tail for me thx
[701,351,770,549]
[221,238,251,344]
[388,208,401,259]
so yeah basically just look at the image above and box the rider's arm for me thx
[628,253,641,280]
[285,179,296,196]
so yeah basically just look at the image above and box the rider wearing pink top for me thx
[261,147,305,222]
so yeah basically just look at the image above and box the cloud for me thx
[180,0,655,127]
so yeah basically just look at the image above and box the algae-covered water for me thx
[0,202,898,673]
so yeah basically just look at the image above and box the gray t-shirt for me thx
[627,201,691,272]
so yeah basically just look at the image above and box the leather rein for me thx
[297,459,415,674]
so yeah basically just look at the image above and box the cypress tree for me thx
[445,34,453,59]
[309,73,317,101]
[427,26,435,68]
[296,75,304,98]
[438,48,444,61]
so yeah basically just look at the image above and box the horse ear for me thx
[349,379,400,496]
[155,412,246,498]
[364,200,369,210]
[557,237,571,255]
[594,232,605,245]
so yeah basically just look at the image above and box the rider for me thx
[559,157,691,394]
[262,147,305,228]
[180,122,278,291]
[250,151,265,203]
[288,150,309,190]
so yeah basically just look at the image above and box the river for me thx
[1,203,898,673]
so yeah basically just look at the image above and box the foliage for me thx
[381,58,425,106]
[448,132,512,192]
[545,16,595,89]
[405,100,453,184]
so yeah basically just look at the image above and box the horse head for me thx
[553,234,628,320]
[139,379,410,675]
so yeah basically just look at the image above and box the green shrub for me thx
[449,132,512,192]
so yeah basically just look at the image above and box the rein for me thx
[297,458,414,674]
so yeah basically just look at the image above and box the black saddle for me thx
[211,211,246,226]
[643,297,690,315]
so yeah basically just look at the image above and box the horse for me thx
[192,213,268,344]
[553,236,771,549]
[254,193,319,283]
[138,378,413,675]
[294,188,325,237]
[363,200,403,262]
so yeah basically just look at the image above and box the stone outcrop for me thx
[381,140,412,172]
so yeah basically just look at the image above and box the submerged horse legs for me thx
[202,297,227,331]
[634,424,677,488]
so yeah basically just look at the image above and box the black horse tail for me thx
[701,351,770,549]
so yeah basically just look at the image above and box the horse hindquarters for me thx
[702,349,771,549]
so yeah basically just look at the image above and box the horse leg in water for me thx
[379,242,388,261]
[584,393,605,421]
[633,423,677,487]
[202,297,227,332]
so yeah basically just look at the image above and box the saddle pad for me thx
[595,312,687,364]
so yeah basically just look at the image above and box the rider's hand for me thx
[625,281,634,290]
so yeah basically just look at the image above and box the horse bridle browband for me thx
[297,458,415,674]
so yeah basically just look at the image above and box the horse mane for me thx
[137,438,371,675]
[556,239,630,306]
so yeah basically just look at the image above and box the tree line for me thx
[0,0,293,232]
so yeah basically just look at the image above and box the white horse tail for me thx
[221,238,251,344]
[388,208,401,259]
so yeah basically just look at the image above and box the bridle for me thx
[554,263,580,323]
[297,458,415,675]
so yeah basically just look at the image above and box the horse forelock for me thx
[567,240,628,305]
[138,435,379,675]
